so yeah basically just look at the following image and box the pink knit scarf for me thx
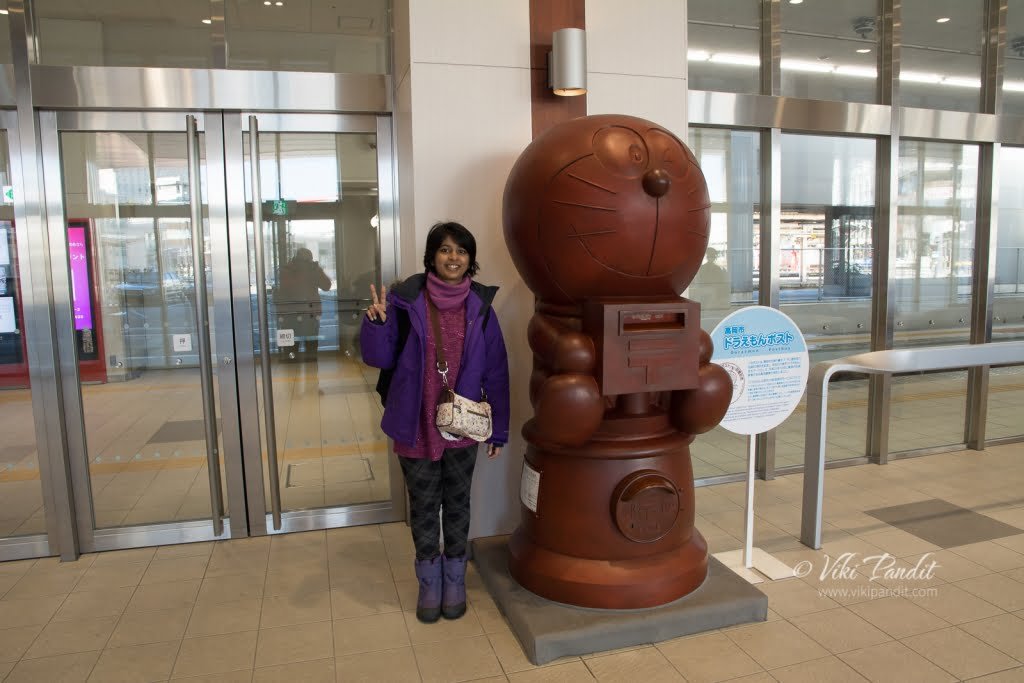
[426,271,471,310]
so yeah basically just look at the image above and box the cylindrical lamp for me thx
[550,28,587,96]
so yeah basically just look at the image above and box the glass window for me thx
[688,128,761,329]
[780,0,879,104]
[995,146,1024,337]
[777,133,876,466]
[1007,0,1024,115]
[900,0,985,112]
[687,127,760,480]
[989,146,1024,441]
[226,0,389,73]
[688,0,761,94]
[36,0,215,68]
[891,140,978,451]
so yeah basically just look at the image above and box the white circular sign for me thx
[710,306,809,436]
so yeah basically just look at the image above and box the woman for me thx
[361,221,510,623]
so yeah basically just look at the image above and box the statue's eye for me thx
[593,126,648,178]
[646,129,691,180]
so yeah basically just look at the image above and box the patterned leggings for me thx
[399,446,478,560]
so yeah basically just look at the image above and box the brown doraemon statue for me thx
[502,114,732,608]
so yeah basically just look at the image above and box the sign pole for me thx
[743,433,756,569]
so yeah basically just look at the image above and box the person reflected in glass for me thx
[276,247,331,362]
[360,221,510,624]
[690,246,731,310]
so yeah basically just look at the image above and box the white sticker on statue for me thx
[520,462,541,513]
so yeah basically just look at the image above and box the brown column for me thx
[529,0,586,139]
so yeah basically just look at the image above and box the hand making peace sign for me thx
[366,283,388,322]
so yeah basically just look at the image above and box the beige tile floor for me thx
[1,442,1023,681]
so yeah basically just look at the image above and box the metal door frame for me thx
[228,111,404,536]
[38,109,244,552]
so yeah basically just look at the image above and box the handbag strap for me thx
[424,290,450,387]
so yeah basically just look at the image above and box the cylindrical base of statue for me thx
[508,415,709,608]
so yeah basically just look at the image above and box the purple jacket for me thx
[360,273,511,448]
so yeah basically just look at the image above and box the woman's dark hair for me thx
[423,221,480,278]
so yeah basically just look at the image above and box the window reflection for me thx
[989,145,1024,440]
[895,141,977,346]
[995,146,1024,339]
[780,134,875,354]
[687,128,759,480]
[900,0,985,112]
[781,0,879,104]
[775,134,875,467]
[60,133,212,374]
[36,0,214,68]
[1006,0,1024,115]
[242,132,380,360]
[688,128,760,331]
[225,0,389,73]
[687,0,761,94]
[889,141,978,452]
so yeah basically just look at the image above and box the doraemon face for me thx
[504,115,711,305]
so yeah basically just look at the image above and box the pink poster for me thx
[68,226,93,331]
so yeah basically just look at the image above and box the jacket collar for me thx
[391,272,499,315]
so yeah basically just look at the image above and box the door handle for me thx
[186,114,225,536]
[249,115,283,531]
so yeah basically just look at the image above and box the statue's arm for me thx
[527,313,604,447]
[669,329,732,435]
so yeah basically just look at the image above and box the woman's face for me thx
[433,235,470,283]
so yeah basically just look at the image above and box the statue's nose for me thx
[642,168,671,198]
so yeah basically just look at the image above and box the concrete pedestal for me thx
[472,536,768,665]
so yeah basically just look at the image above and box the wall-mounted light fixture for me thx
[549,28,587,96]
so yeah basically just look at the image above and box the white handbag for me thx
[435,388,493,442]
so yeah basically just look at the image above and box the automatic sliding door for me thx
[236,114,401,532]
[41,112,238,551]
[0,114,50,560]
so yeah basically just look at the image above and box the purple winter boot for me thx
[414,556,443,623]
[441,554,468,620]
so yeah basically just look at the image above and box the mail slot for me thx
[583,298,700,396]
[620,311,686,334]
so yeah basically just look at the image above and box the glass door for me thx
[0,111,52,560]
[38,110,403,552]
[230,113,402,534]
[40,111,245,551]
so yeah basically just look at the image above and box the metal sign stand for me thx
[712,435,795,583]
